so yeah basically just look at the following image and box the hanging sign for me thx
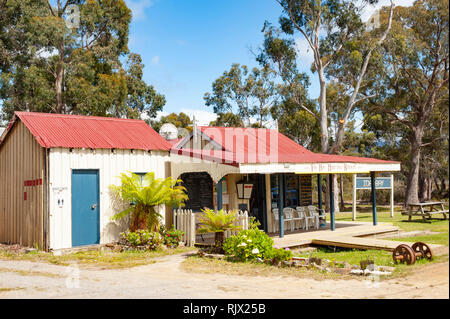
[355,177,391,190]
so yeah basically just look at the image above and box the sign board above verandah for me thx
[239,162,401,174]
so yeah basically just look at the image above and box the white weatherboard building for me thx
[0,112,172,250]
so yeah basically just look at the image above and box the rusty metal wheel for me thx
[412,242,433,261]
[393,244,416,265]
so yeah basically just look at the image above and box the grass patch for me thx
[0,246,195,269]
[0,267,63,278]
[0,287,25,293]
[295,246,448,279]
[181,255,345,281]
[336,208,449,246]
[384,233,449,246]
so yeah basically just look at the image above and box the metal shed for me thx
[0,112,172,250]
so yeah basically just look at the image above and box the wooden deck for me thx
[272,221,446,255]
[271,221,399,248]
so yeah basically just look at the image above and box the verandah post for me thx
[371,171,378,225]
[216,179,223,211]
[329,173,335,231]
[317,174,322,214]
[278,173,284,238]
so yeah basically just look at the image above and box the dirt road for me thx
[0,253,448,299]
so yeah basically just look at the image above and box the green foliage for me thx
[222,217,292,264]
[222,228,275,262]
[120,230,163,250]
[0,0,165,122]
[209,112,244,127]
[269,247,293,265]
[160,225,185,248]
[197,208,241,249]
[150,112,193,135]
[109,172,188,232]
[197,208,241,234]
[204,63,276,127]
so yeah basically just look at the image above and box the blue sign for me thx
[356,177,391,190]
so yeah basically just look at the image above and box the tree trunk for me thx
[55,42,65,113]
[130,209,147,232]
[318,70,328,154]
[405,125,424,205]
[215,231,225,253]
[419,172,427,202]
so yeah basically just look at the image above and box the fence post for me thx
[190,209,195,247]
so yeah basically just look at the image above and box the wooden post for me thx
[390,173,394,218]
[329,174,335,231]
[265,174,272,233]
[371,171,378,226]
[317,174,322,214]
[278,174,284,238]
[217,179,223,210]
[352,174,357,221]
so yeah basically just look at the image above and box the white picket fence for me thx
[173,209,249,247]
[173,209,196,247]
[224,210,249,238]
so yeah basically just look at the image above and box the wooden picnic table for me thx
[402,201,449,222]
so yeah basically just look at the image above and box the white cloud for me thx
[126,0,153,21]
[361,0,415,22]
[294,37,315,67]
[151,55,160,65]
[180,108,217,126]
[141,110,168,121]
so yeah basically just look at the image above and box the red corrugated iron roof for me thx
[172,126,399,165]
[3,112,172,151]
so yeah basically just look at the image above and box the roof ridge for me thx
[15,111,145,123]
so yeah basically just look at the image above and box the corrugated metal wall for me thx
[48,148,170,249]
[0,121,45,248]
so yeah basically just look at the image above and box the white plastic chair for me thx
[272,208,279,233]
[283,207,301,232]
[272,208,294,232]
[309,205,326,224]
[306,206,320,230]
[296,206,309,230]
[292,207,306,230]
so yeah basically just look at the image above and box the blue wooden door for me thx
[72,170,100,247]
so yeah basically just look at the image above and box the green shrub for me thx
[160,225,184,248]
[120,230,162,250]
[223,217,292,264]
[269,248,293,265]
[223,227,275,262]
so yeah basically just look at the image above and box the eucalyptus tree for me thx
[0,0,165,121]
[274,0,394,155]
[209,112,245,127]
[258,0,394,211]
[204,63,277,127]
[367,0,449,205]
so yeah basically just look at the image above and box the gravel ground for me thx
[0,253,448,299]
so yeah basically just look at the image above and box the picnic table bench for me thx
[401,201,449,222]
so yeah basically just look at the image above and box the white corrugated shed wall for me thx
[48,148,170,249]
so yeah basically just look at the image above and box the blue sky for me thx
[126,0,285,125]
